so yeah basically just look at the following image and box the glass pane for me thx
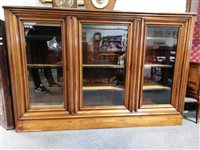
[24,23,64,108]
[82,24,128,106]
[143,26,179,105]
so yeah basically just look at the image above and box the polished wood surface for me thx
[186,0,192,12]
[16,114,182,132]
[186,62,200,123]
[3,6,196,131]
[0,20,14,129]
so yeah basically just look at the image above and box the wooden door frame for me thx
[77,20,134,112]
[137,16,196,114]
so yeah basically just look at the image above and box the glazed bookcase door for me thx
[142,25,179,105]
[23,22,65,109]
[19,19,69,113]
[4,9,71,125]
[138,18,193,113]
[78,21,133,113]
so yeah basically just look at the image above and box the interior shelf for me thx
[83,64,124,68]
[83,85,124,91]
[31,102,64,108]
[99,51,125,53]
[25,35,60,39]
[27,64,63,68]
[146,37,178,40]
[99,53,120,56]
[144,64,172,68]
[143,84,171,90]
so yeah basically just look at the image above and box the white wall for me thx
[0,0,187,20]
[0,0,52,20]
[115,0,186,12]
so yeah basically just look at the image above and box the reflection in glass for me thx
[143,26,179,105]
[82,24,128,106]
[24,23,64,108]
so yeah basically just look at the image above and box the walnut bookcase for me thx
[3,6,195,132]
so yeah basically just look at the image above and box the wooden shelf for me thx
[31,102,64,108]
[83,64,124,69]
[27,64,63,68]
[143,85,171,90]
[99,53,118,56]
[99,51,125,53]
[25,35,60,39]
[146,37,178,40]
[145,64,172,68]
[83,85,124,91]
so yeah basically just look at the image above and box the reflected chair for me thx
[186,62,200,123]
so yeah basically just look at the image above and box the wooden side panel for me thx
[0,20,14,129]
[4,9,26,124]
[178,17,196,113]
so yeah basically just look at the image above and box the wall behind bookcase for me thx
[0,0,187,20]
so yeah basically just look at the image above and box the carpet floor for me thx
[0,110,199,149]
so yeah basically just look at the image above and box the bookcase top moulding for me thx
[3,6,196,17]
